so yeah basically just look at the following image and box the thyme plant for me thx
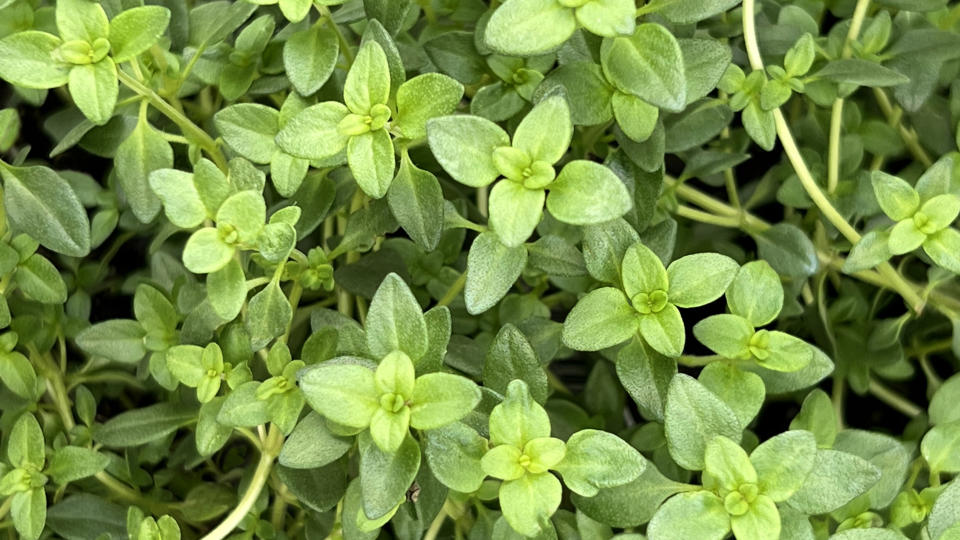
[0,0,958,539]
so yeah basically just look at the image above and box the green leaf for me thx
[245,280,292,351]
[275,102,350,160]
[0,351,37,400]
[388,155,444,251]
[612,92,659,142]
[647,491,730,540]
[814,59,910,87]
[108,6,171,63]
[601,24,687,112]
[345,41,390,114]
[663,373,742,470]
[424,422,488,493]
[931,374,960,425]
[924,228,960,274]
[347,128,395,199]
[217,381,271,427]
[93,402,195,447]
[11,488,46,540]
[75,319,146,364]
[694,314,752,359]
[395,73,464,140]
[485,324,549,404]
[844,229,894,272]
[513,95,573,164]
[547,160,632,225]
[148,169,208,228]
[929,480,960,540]
[657,0,740,24]
[726,261,783,326]
[427,115,509,187]
[555,429,646,497]
[742,102,775,151]
[68,58,117,126]
[165,345,204,387]
[666,253,738,308]
[214,104,279,164]
[698,363,765,427]
[871,171,919,221]
[45,447,109,485]
[8,413,44,469]
[785,449,881,514]
[889,218,926,255]
[300,362,378,428]
[56,0,109,42]
[465,232,527,315]
[750,430,817,502]
[365,273,428,360]
[488,179,545,247]
[207,258,246,321]
[789,389,837,447]
[0,163,90,257]
[572,464,687,528]
[0,31,70,89]
[489,379,551,448]
[575,0,635,37]
[754,223,818,278]
[369,406,410,453]
[922,421,960,473]
[217,190,266,245]
[410,373,481,430]
[279,412,353,469]
[115,116,170,222]
[616,340,676,421]
[703,435,756,493]
[484,0,576,56]
[499,472,563,537]
[562,288,639,351]
[760,331,812,372]
[359,432,420,519]
[621,242,669,299]
[45,494,127,540]
[730,494,779,540]
[284,22,339,96]
[16,254,68,304]
[640,304,685,357]
[182,228,234,274]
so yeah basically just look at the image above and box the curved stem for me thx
[201,426,282,540]
[827,0,871,194]
[741,0,926,314]
[437,271,467,307]
[117,69,227,171]
[872,88,933,167]
[868,379,923,417]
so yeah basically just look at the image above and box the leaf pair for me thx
[563,242,739,357]
[277,41,463,198]
[428,94,632,247]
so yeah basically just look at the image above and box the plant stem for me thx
[117,69,227,171]
[868,379,923,417]
[423,506,448,540]
[872,88,933,168]
[201,426,283,540]
[438,272,467,307]
[741,0,926,314]
[827,0,871,195]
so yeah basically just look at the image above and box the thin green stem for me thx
[674,205,741,228]
[117,69,227,171]
[873,88,933,168]
[868,379,923,418]
[827,0,871,195]
[423,506,448,540]
[741,0,926,314]
[201,426,283,540]
[437,272,467,307]
[317,6,355,66]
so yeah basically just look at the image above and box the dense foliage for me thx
[1,0,960,539]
